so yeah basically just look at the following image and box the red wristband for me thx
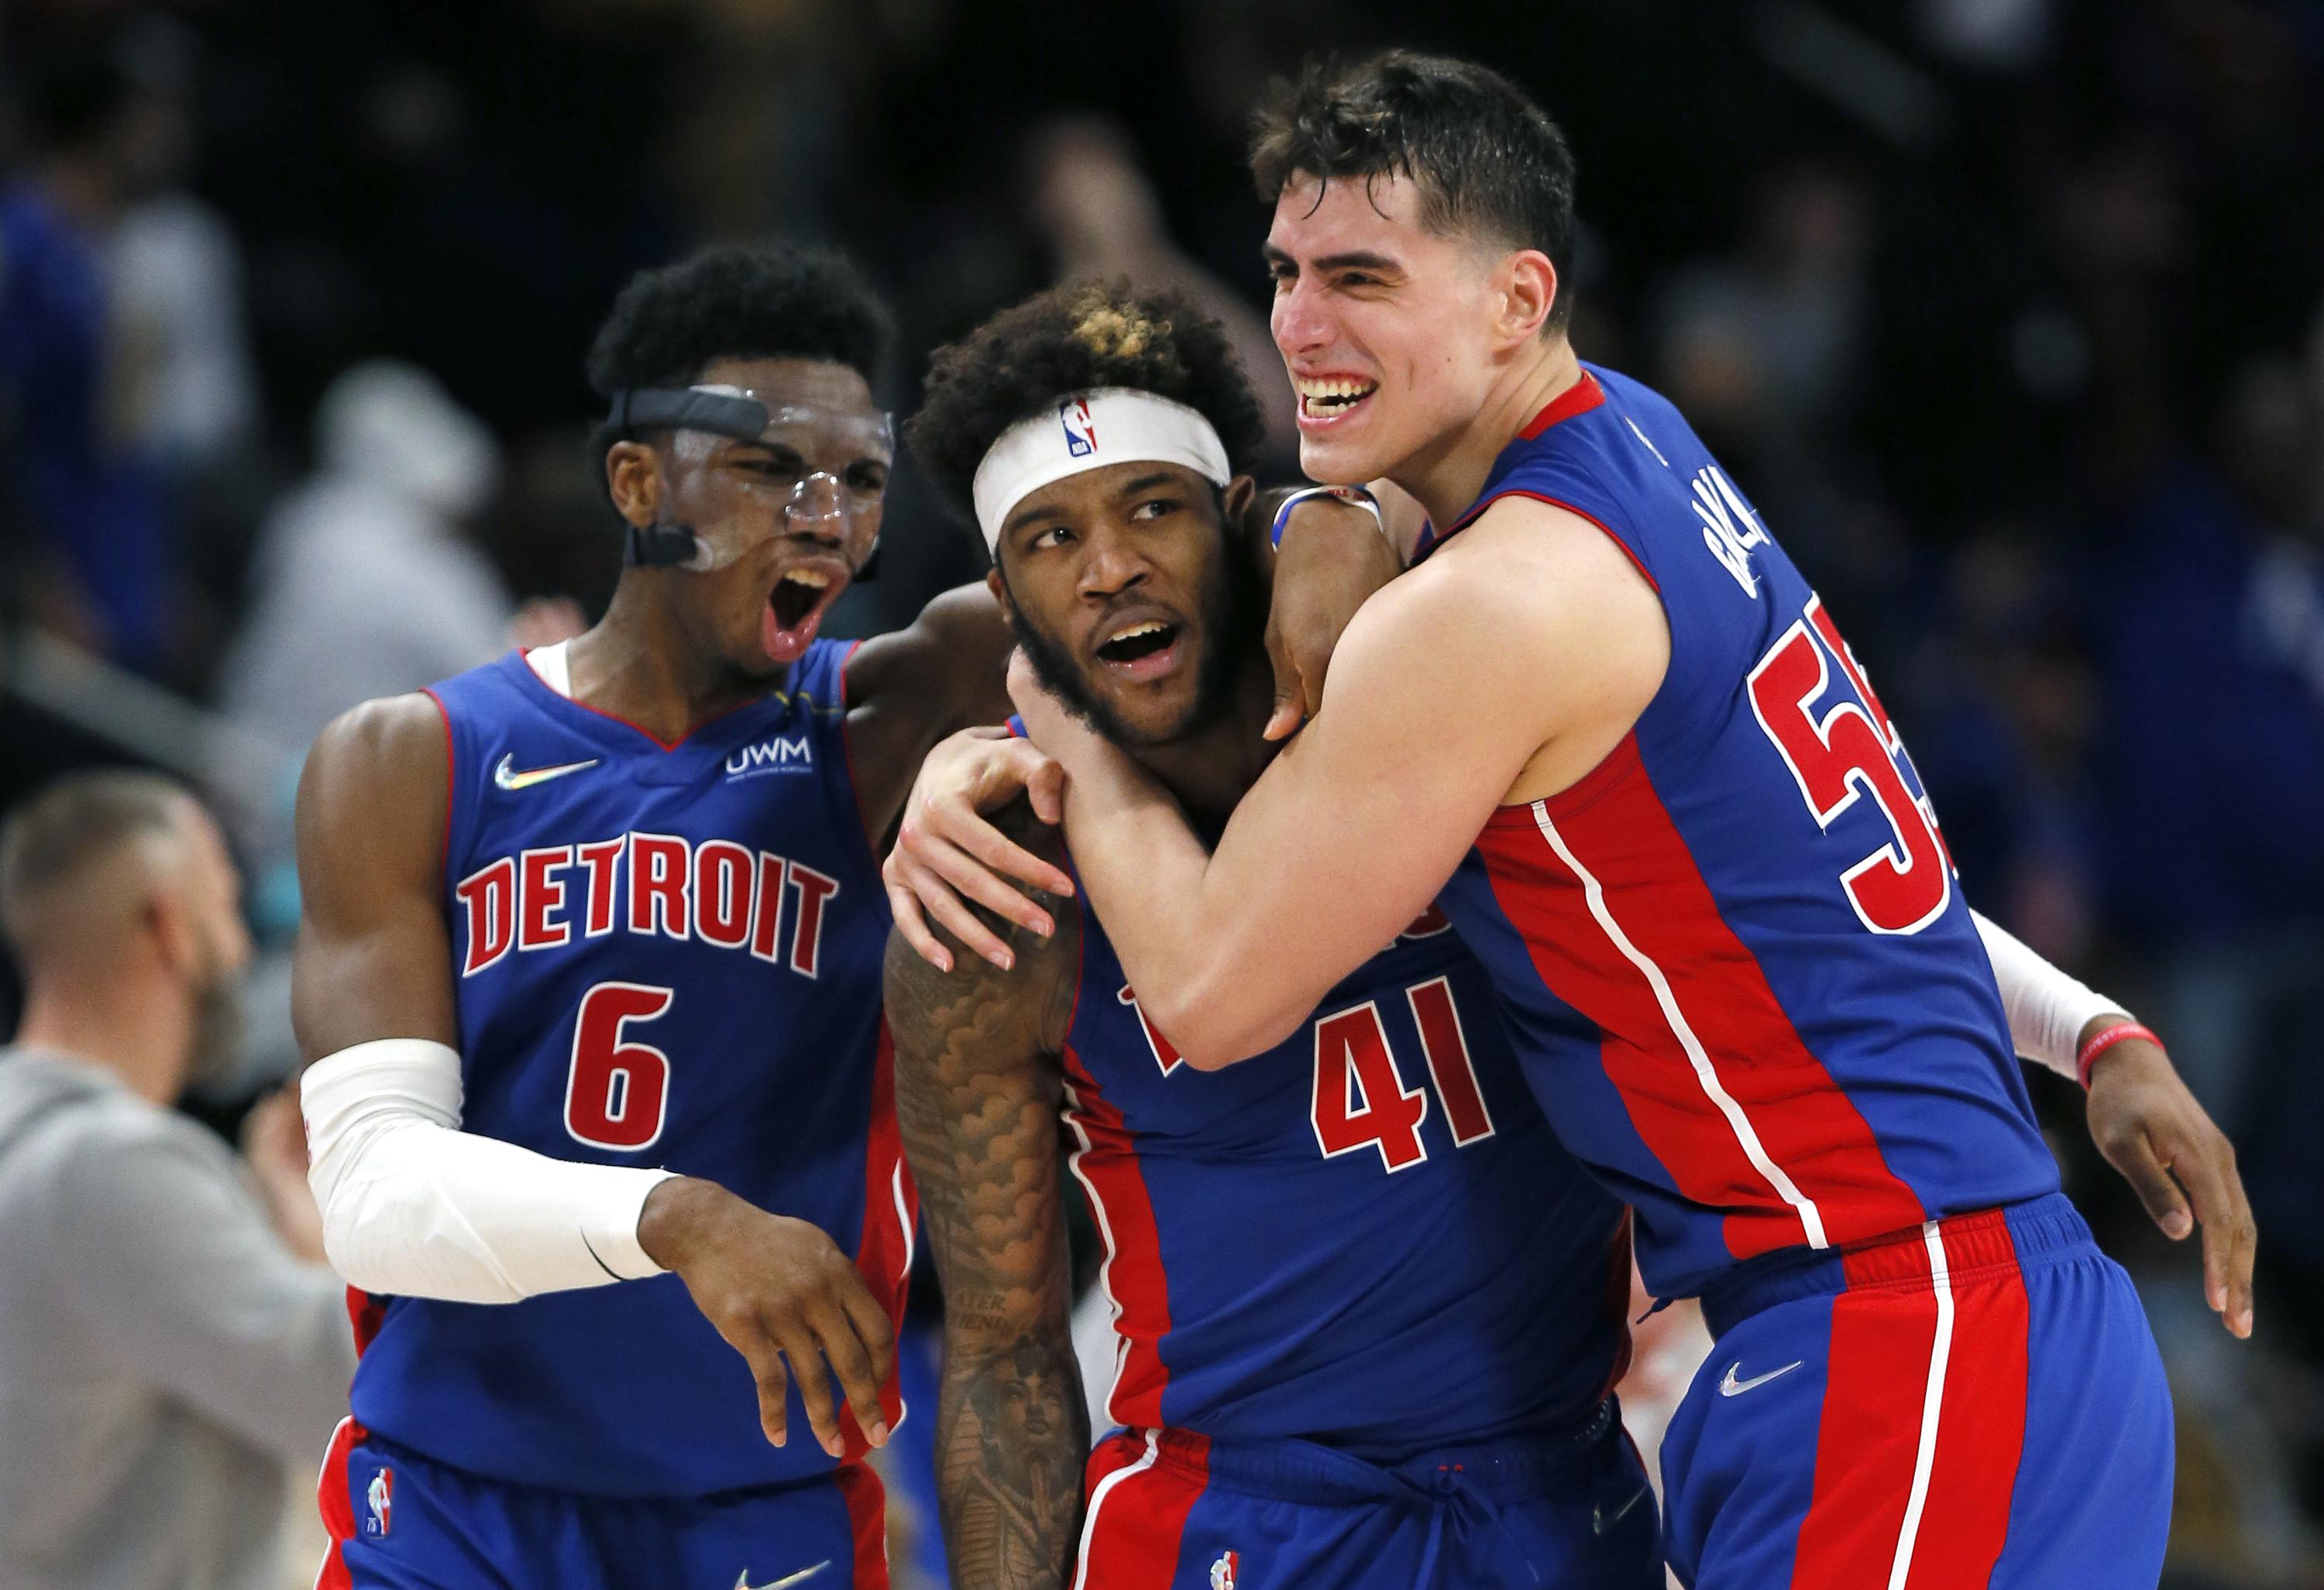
[2076,1021,2160,1089]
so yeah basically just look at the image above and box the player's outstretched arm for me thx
[294,697,897,1455]
[886,801,1087,1590]
[1012,498,1665,1068]
[844,583,1019,846]
[1971,908,2256,1337]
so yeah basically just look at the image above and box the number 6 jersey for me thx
[348,640,913,1497]
[1418,364,2059,1303]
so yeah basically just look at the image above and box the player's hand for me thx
[2083,1028,2255,1338]
[240,1089,330,1265]
[1263,495,1402,740]
[884,724,1073,972]
[1006,645,1090,756]
[638,1177,896,1454]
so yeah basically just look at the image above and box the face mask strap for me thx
[606,389,891,576]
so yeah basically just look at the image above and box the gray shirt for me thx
[0,1048,356,1590]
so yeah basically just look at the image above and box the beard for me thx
[184,964,248,1093]
[1007,525,1261,750]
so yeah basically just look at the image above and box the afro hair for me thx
[586,242,895,401]
[906,278,1267,538]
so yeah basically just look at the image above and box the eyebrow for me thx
[1112,470,1181,498]
[1262,245,1404,274]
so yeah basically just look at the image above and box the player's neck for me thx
[15,976,187,1106]
[1395,337,1583,531]
[1126,650,1279,823]
[567,576,768,742]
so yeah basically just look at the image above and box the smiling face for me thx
[989,459,1257,747]
[1267,171,1516,486]
[611,354,890,678]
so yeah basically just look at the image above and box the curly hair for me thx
[906,279,1267,534]
[585,242,894,400]
[1250,51,1578,329]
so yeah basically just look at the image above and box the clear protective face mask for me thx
[608,384,896,573]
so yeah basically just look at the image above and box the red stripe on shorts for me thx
[311,1415,364,1590]
[835,1461,889,1590]
[1789,1210,2030,1588]
[1075,1429,1208,1590]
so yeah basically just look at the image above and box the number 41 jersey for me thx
[1423,364,2060,1303]
[346,642,913,1499]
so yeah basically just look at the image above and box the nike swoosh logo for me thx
[734,1562,830,1590]
[1593,1484,1650,1535]
[494,752,600,791]
[1719,1359,1804,1397]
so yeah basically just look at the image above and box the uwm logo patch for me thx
[726,734,813,780]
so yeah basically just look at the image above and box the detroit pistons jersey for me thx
[1418,364,2059,1303]
[1065,892,1630,1457]
[347,642,913,1498]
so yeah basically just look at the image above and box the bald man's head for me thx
[1,771,196,968]
[1,771,251,1089]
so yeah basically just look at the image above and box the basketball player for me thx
[885,280,1657,1590]
[896,55,2251,1590]
[292,243,1391,1590]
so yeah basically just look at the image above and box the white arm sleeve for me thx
[1971,909,2129,1082]
[301,1038,676,1303]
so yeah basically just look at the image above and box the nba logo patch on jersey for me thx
[1061,397,1098,458]
[364,1467,393,1537]
[1209,1549,1239,1590]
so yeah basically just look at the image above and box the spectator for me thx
[0,23,194,674]
[0,770,353,1590]
[216,360,536,917]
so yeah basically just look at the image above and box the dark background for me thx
[2,1,2320,1581]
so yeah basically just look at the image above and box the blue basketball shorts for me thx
[1661,1192,2174,1589]
[1071,1399,1662,1590]
[314,1419,888,1590]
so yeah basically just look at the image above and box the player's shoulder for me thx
[842,583,1009,707]
[305,690,448,791]
[1390,494,1653,635]
[297,690,451,876]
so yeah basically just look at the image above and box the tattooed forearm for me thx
[885,800,1087,1590]
[936,1331,1088,1588]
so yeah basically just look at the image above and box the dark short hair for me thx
[1250,50,1579,329]
[0,769,191,962]
[586,242,893,402]
[906,279,1267,549]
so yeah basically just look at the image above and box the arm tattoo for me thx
[885,802,1087,1590]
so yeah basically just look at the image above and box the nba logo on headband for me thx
[1060,398,1098,459]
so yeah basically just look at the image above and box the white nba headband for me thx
[971,388,1232,553]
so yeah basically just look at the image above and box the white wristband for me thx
[302,1038,675,1304]
[1270,484,1383,549]
[1971,910,2127,1082]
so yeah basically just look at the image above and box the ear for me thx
[1498,250,1559,346]
[143,881,201,982]
[605,440,663,530]
[985,565,1012,612]
[1222,473,1259,523]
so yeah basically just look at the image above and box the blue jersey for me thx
[1419,365,2058,1301]
[347,643,914,1499]
[1064,893,1630,1458]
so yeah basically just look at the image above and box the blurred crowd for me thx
[1,0,2320,1585]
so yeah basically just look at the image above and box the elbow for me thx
[1143,981,1306,1073]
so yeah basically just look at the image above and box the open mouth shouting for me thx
[1294,373,1380,429]
[1092,614,1184,683]
[762,558,850,665]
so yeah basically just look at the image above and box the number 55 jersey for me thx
[1420,364,2171,1590]
[349,640,913,1499]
